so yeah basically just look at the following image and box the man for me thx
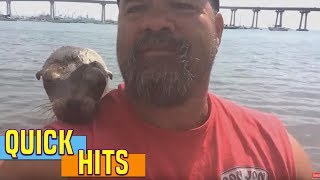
[0,0,314,179]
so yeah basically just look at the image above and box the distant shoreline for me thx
[0,14,118,25]
[1,15,319,31]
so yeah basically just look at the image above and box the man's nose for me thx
[140,10,175,32]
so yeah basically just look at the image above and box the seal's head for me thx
[36,46,113,124]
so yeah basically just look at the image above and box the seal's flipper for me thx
[36,70,44,80]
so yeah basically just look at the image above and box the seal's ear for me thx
[36,70,43,80]
[101,70,113,80]
[90,61,113,80]
[107,70,113,80]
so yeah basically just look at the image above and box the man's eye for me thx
[172,3,195,10]
[126,5,146,13]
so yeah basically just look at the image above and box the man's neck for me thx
[130,88,210,131]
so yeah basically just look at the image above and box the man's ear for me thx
[215,13,224,45]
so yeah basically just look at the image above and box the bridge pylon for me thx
[229,8,237,26]
[274,9,285,27]
[6,0,11,16]
[251,9,260,29]
[297,10,310,31]
[50,0,55,20]
[101,2,106,23]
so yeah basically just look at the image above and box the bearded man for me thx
[0,0,313,179]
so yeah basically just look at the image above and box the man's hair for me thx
[211,0,220,12]
[116,0,220,12]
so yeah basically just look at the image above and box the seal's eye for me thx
[83,69,97,82]
[83,67,105,83]
[81,67,107,101]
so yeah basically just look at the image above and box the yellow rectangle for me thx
[61,153,146,177]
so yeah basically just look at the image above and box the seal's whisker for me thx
[37,104,53,111]
[38,107,54,115]
[49,113,57,121]
[33,106,53,115]
[48,111,55,116]
[34,102,53,113]
[38,106,52,111]
[43,113,54,121]
[33,102,52,110]
[35,102,52,108]
[53,98,65,105]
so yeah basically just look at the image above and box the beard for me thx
[118,30,202,107]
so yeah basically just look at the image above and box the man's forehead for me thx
[117,0,220,11]
[119,0,198,4]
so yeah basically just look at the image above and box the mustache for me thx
[132,30,191,59]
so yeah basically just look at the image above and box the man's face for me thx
[117,0,223,107]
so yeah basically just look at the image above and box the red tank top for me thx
[45,84,296,180]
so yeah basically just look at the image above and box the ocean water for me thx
[0,21,319,170]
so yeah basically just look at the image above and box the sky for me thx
[0,0,320,30]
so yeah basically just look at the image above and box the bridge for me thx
[0,0,117,23]
[1,1,320,31]
[220,6,320,31]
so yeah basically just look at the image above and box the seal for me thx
[36,46,113,124]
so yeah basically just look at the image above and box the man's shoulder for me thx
[99,84,127,107]
[208,92,294,152]
[208,93,297,179]
[207,92,289,137]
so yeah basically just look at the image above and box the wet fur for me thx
[36,46,113,124]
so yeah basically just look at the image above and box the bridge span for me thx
[220,6,320,31]
[1,1,319,31]
[0,0,117,23]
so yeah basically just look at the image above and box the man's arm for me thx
[0,160,66,180]
[288,133,314,180]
